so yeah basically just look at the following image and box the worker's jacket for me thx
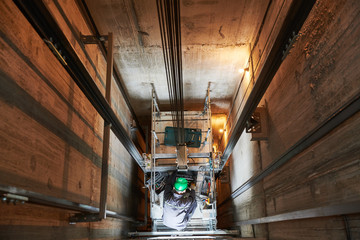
[162,172,197,231]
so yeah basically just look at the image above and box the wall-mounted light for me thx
[238,67,249,74]
[219,128,226,133]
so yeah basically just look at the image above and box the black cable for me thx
[156,0,184,145]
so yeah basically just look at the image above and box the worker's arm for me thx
[164,171,177,200]
[183,189,197,222]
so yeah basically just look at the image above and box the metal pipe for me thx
[0,184,137,223]
[138,173,148,227]
[99,32,114,219]
[203,128,211,145]
[343,215,352,240]
[128,229,239,237]
[220,0,316,170]
[235,201,360,226]
[145,165,217,173]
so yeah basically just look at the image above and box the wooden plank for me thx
[45,0,107,95]
[46,0,133,131]
[264,113,360,215]
[219,1,360,238]
[0,0,140,238]
[0,203,131,240]
[44,0,140,216]
[268,216,350,240]
[260,0,358,168]
[251,0,293,82]
[257,0,360,238]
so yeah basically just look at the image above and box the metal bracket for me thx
[246,112,261,133]
[246,107,269,141]
[143,153,152,170]
[282,31,298,60]
[1,193,28,205]
[69,213,101,223]
[153,131,160,146]
[80,33,108,44]
[43,38,67,66]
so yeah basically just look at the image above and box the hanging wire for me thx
[156,0,185,145]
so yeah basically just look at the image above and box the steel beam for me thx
[0,184,137,223]
[154,152,211,159]
[14,0,145,171]
[235,201,360,225]
[99,32,114,219]
[128,229,239,237]
[220,0,316,169]
[219,94,360,208]
[145,165,220,173]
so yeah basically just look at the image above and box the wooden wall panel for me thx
[0,0,102,204]
[250,0,293,83]
[45,0,107,95]
[268,215,360,240]
[262,0,359,238]
[222,0,360,238]
[264,112,360,214]
[260,0,356,168]
[261,0,360,213]
[0,0,142,239]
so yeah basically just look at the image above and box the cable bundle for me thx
[156,0,185,145]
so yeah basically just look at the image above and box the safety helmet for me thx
[174,178,188,192]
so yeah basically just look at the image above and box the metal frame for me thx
[0,184,137,223]
[75,31,115,221]
[147,87,219,233]
[99,32,114,219]
[128,229,239,237]
[235,201,360,225]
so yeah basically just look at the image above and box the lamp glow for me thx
[239,67,249,74]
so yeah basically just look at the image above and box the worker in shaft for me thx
[162,171,197,230]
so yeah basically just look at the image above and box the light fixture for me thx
[219,128,226,133]
[238,67,249,74]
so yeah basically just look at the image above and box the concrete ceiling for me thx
[85,0,270,124]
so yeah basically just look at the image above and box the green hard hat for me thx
[174,178,188,191]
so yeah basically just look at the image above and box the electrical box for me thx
[164,127,202,148]
[246,107,269,141]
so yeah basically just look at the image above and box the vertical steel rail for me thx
[343,215,352,240]
[151,90,156,212]
[99,32,114,219]
[206,86,217,228]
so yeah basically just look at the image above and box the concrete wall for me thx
[0,0,142,239]
[218,0,360,239]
